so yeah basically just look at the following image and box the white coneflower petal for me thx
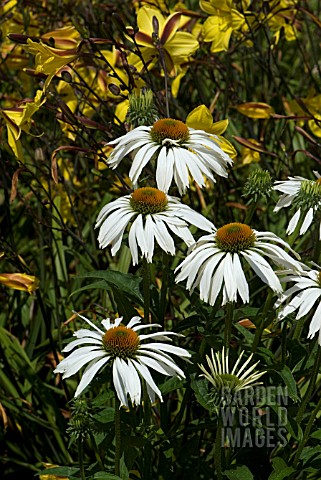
[274,173,321,238]
[276,268,321,345]
[96,187,214,265]
[54,313,190,407]
[176,222,302,306]
[106,118,233,194]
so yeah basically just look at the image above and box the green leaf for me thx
[223,465,254,479]
[76,270,143,303]
[93,473,122,480]
[70,280,109,296]
[310,430,321,439]
[37,466,79,476]
[276,365,299,402]
[190,377,210,411]
[93,407,115,424]
[268,457,295,479]
[112,288,140,321]
[159,376,186,395]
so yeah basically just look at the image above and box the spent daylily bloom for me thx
[106,118,233,194]
[0,273,39,293]
[23,38,80,90]
[276,268,321,345]
[127,6,199,75]
[175,222,302,306]
[54,313,191,407]
[273,172,321,238]
[95,187,214,265]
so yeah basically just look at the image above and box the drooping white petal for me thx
[300,207,314,235]
[75,356,110,397]
[113,357,129,407]
[286,208,301,235]
[131,359,163,402]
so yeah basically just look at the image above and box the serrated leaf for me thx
[223,465,254,479]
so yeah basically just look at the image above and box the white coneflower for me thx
[175,222,302,306]
[106,118,233,194]
[273,172,321,237]
[54,313,191,408]
[95,187,214,265]
[276,267,321,344]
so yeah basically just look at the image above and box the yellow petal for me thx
[136,6,166,38]
[236,102,274,119]
[165,31,199,62]
[114,99,129,125]
[186,105,214,131]
[186,105,229,135]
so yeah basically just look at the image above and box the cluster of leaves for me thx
[1,0,321,479]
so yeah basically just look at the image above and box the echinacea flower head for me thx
[274,172,321,238]
[175,222,302,306]
[54,313,191,407]
[96,187,214,265]
[276,268,321,345]
[199,347,265,409]
[106,118,233,194]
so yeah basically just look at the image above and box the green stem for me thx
[296,346,321,425]
[244,202,257,224]
[214,412,224,480]
[158,47,170,117]
[159,253,169,327]
[143,382,152,479]
[293,394,321,467]
[78,440,86,480]
[143,258,151,323]
[281,320,287,367]
[224,303,234,351]
[114,398,121,477]
[252,291,274,353]
[292,316,306,342]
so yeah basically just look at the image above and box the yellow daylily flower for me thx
[186,104,228,134]
[240,139,262,165]
[0,273,39,294]
[200,0,251,52]
[186,104,237,158]
[1,90,46,160]
[23,39,80,90]
[115,99,129,125]
[41,25,81,49]
[285,93,321,137]
[127,6,199,75]
[236,102,274,119]
[265,0,299,43]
